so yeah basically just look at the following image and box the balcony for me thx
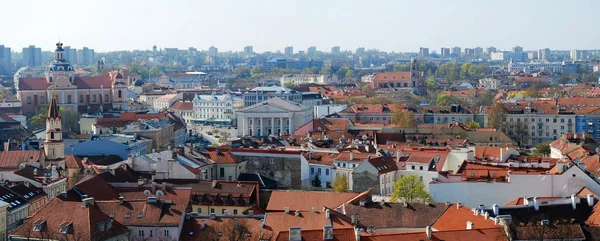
[589,122,594,126]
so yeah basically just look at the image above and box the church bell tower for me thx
[44,91,64,160]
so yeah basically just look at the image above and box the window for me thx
[40,98,44,104]
[164,230,169,237]
[326,169,329,176]
[412,166,415,170]
[92,95,97,102]
[27,97,31,104]
[317,168,321,174]
[67,95,72,103]
[233,209,238,215]
[210,208,215,214]
[118,90,122,98]
[105,94,109,102]
[222,209,226,214]
[139,231,144,237]
[310,167,314,174]
[419,166,423,170]
[220,168,224,178]
[150,230,153,237]
[79,95,83,103]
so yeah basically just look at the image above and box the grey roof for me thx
[239,97,309,112]
[247,86,298,94]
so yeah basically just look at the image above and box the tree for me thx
[312,174,322,187]
[345,69,355,80]
[149,66,163,77]
[200,218,273,241]
[283,81,295,89]
[436,93,463,106]
[468,64,485,78]
[362,85,373,96]
[390,107,417,128]
[333,174,348,192]
[335,67,349,80]
[391,175,432,202]
[233,66,251,78]
[488,103,508,132]
[250,66,262,75]
[60,107,80,132]
[460,62,474,79]
[320,66,332,75]
[425,77,439,92]
[533,142,551,157]
[226,78,235,89]
[466,120,481,129]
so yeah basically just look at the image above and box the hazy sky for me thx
[2,0,597,53]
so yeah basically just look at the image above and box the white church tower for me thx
[44,91,64,160]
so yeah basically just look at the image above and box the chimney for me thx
[587,194,595,206]
[161,182,167,191]
[355,228,361,241]
[3,142,9,151]
[494,217,500,225]
[284,207,290,214]
[484,212,489,220]
[351,215,356,224]
[289,227,301,241]
[492,204,499,216]
[152,148,156,153]
[403,202,408,208]
[425,226,432,240]
[119,196,125,205]
[350,152,354,160]
[212,180,218,188]
[359,200,366,207]
[571,194,577,210]
[82,197,95,208]
[533,197,540,211]
[151,182,157,191]
[325,209,330,219]
[61,191,67,199]
[200,219,206,230]
[457,203,462,209]
[523,197,529,206]
[466,221,474,230]
[311,207,316,213]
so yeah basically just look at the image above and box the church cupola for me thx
[46,42,75,84]
[55,42,65,60]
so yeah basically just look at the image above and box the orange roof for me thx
[0,150,43,170]
[587,202,600,226]
[360,228,506,241]
[474,146,504,160]
[264,211,354,239]
[181,217,270,241]
[275,229,356,241]
[201,149,241,164]
[171,101,193,111]
[373,72,411,82]
[580,154,600,177]
[432,205,498,231]
[266,191,364,212]
[504,196,564,206]
[577,187,599,198]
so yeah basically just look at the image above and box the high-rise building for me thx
[419,47,429,58]
[0,45,11,75]
[485,47,497,54]
[538,48,551,61]
[285,46,293,56]
[208,46,218,56]
[22,45,42,67]
[440,48,450,57]
[464,48,475,57]
[62,46,78,64]
[77,47,95,66]
[331,46,340,54]
[570,49,579,61]
[356,47,365,55]
[307,46,317,56]
[244,46,254,55]
[474,47,483,55]
[451,47,461,56]
[527,51,537,60]
[512,45,523,53]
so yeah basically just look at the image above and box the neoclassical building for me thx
[193,93,243,126]
[236,97,313,137]
[16,42,128,115]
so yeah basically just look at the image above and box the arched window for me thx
[27,96,31,104]
[118,90,122,98]
[51,132,54,139]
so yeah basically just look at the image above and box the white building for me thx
[243,86,302,106]
[279,74,339,86]
[508,61,564,73]
[236,97,313,137]
[152,93,182,111]
[314,104,347,118]
[193,94,243,126]
[0,201,7,240]
[479,78,502,90]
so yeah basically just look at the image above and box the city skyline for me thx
[1,0,598,53]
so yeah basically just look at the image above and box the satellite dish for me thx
[367,226,376,234]
[156,190,164,198]
[144,190,151,197]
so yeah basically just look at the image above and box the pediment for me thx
[242,104,290,113]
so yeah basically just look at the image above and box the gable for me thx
[241,104,291,113]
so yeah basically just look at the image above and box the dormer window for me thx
[59,222,72,234]
[33,219,46,232]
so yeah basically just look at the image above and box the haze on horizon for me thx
[2,0,597,53]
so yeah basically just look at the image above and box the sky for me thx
[1,0,597,53]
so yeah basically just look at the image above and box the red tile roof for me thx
[432,205,498,231]
[275,229,356,241]
[201,149,241,164]
[11,198,130,241]
[170,101,194,111]
[360,228,506,241]
[263,211,354,239]
[373,72,411,82]
[181,217,270,241]
[266,191,364,212]
[73,175,121,201]
[18,76,114,90]
[344,202,450,229]
[17,77,49,90]
[0,150,43,170]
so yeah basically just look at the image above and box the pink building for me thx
[17,42,127,115]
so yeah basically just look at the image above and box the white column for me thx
[279,117,283,135]
[259,117,264,136]
[289,114,294,134]
[249,117,253,136]
[271,117,275,135]
[241,115,246,136]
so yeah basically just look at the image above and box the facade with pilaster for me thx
[236,97,312,137]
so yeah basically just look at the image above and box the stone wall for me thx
[241,156,302,188]
[353,171,380,194]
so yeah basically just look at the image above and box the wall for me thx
[128,225,180,241]
[65,139,127,159]
[353,171,379,194]
[429,166,600,208]
[234,152,303,188]
[191,205,252,216]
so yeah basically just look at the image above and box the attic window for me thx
[138,213,143,218]
[126,213,131,218]
[110,214,115,218]
[59,222,72,234]
[33,220,46,232]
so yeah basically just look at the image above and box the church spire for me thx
[47,89,60,119]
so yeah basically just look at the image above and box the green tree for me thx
[28,113,46,129]
[320,67,332,75]
[335,67,349,80]
[283,81,295,88]
[460,62,474,79]
[394,63,410,72]
[345,69,355,80]
[233,66,251,78]
[391,175,432,202]
[466,120,481,129]
[333,174,348,192]
[425,77,439,92]
[362,85,373,97]
[468,64,485,78]
[149,66,163,77]
[533,142,551,157]
[251,66,262,75]
[436,93,463,106]
[312,174,322,187]
[225,78,235,89]
[59,107,80,132]
[390,108,417,128]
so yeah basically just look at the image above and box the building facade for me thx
[236,97,313,137]
[193,94,243,126]
[279,74,339,86]
[242,86,302,107]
